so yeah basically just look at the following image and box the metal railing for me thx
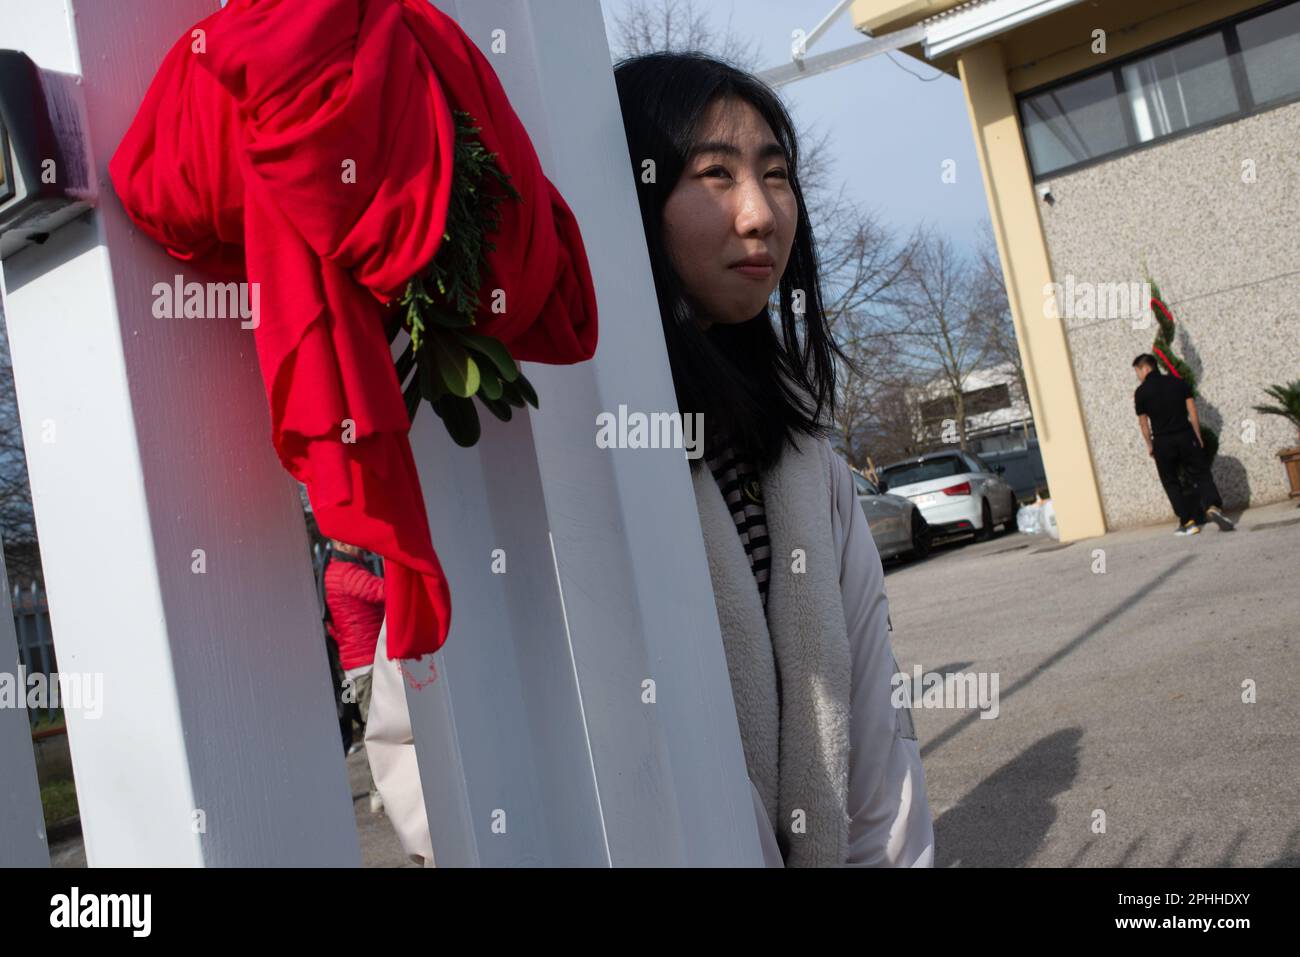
[12,581,57,728]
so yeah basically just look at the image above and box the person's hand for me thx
[1147,445,1154,458]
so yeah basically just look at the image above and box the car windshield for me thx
[852,473,877,496]
[881,456,967,486]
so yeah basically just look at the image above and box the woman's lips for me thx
[730,264,774,279]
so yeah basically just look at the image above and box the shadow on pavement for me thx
[934,727,1082,867]
[921,555,1196,760]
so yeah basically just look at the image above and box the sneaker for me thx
[1175,521,1201,536]
[1206,506,1236,530]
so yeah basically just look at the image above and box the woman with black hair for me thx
[365,49,933,869]
[612,51,933,867]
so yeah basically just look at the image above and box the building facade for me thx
[852,0,1300,536]
[913,360,1034,450]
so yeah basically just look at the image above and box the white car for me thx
[851,471,931,561]
[878,451,1019,543]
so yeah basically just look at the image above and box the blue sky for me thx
[598,0,992,254]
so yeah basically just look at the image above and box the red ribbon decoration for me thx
[110,0,598,660]
[1149,297,1182,379]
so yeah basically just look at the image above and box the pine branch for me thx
[395,111,535,446]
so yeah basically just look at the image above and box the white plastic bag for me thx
[1017,497,1060,538]
[1041,499,1060,540]
[1017,502,1043,535]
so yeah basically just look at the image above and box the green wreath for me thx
[386,110,538,447]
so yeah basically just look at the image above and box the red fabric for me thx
[109,0,598,660]
[324,558,386,670]
[1149,299,1182,378]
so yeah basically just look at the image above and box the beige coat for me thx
[366,435,934,867]
[364,620,436,866]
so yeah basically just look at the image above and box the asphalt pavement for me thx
[47,500,1298,868]
[883,499,1300,867]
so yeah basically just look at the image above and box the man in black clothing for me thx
[1132,354,1234,535]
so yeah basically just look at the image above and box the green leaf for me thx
[432,394,481,447]
[417,351,445,403]
[427,303,476,329]
[431,330,481,398]
[406,300,427,353]
[477,392,514,422]
[404,381,421,424]
[511,370,539,408]
[390,108,535,449]
[499,374,539,409]
[496,378,523,407]
[476,358,504,400]
[459,332,520,382]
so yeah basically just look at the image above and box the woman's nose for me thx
[734,179,777,237]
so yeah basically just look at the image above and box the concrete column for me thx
[958,41,1108,540]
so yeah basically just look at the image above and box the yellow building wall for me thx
[956,42,1108,542]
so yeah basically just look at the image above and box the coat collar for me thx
[692,435,852,866]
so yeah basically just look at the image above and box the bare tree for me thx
[812,186,921,340]
[609,0,762,70]
[834,339,928,471]
[882,226,996,451]
[968,219,1029,417]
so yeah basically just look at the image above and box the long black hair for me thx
[613,51,850,474]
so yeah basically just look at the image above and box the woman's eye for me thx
[767,168,790,180]
[702,166,731,179]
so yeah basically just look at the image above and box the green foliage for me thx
[1253,380,1300,436]
[1146,276,1217,465]
[394,110,537,447]
[1147,278,1199,394]
[41,778,79,827]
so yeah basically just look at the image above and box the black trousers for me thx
[1152,429,1222,525]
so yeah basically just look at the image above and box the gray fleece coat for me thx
[691,434,933,867]
[365,437,934,867]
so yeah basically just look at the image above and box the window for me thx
[966,384,1012,417]
[919,394,956,425]
[919,384,1013,425]
[1018,0,1300,178]
[1021,71,1130,175]
[852,472,878,496]
[1120,32,1239,142]
[881,455,968,487]
[1238,2,1300,104]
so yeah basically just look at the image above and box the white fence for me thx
[0,0,760,867]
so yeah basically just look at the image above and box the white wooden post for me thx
[402,0,763,866]
[0,0,359,865]
[0,537,48,866]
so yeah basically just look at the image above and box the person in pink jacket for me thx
[365,50,933,868]
[323,539,385,812]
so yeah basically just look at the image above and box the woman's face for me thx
[661,96,798,330]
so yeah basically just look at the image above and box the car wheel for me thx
[905,510,931,560]
[974,499,994,542]
[1002,492,1019,533]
